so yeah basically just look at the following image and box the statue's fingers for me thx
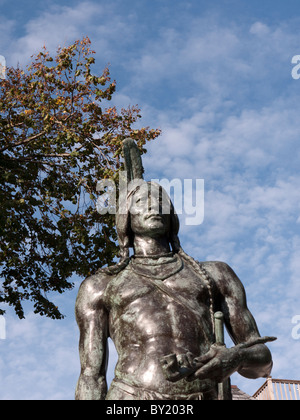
[176,354,188,367]
[193,348,215,365]
[192,359,219,380]
[186,352,195,366]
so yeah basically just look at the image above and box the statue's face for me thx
[129,183,171,238]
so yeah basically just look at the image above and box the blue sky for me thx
[1,0,300,399]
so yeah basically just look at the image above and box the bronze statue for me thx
[75,139,275,400]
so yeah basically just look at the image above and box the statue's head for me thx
[116,181,181,260]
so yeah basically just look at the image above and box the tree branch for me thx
[0,155,63,167]
[0,131,47,152]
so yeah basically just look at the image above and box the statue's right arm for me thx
[75,273,110,400]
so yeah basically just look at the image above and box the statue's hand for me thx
[175,351,196,370]
[187,344,242,383]
[160,351,199,381]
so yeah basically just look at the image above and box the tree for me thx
[0,37,160,319]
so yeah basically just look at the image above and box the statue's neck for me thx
[133,235,171,257]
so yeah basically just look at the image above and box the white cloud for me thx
[250,21,271,36]
[0,16,16,58]
[6,2,133,67]
[0,310,79,400]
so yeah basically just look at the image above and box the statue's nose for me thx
[147,197,161,213]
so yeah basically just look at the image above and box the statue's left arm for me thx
[192,261,273,382]
[75,273,110,400]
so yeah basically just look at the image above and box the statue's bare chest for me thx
[105,262,212,321]
[105,261,214,349]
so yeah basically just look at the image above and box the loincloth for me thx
[106,378,217,400]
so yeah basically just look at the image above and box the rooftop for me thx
[231,385,255,400]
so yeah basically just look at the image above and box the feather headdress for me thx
[122,138,144,182]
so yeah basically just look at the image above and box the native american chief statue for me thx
[75,139,275,400]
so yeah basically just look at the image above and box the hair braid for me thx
[178,248,215,336]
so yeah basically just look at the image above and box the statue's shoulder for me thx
[200,260,233,276]
[76,260,130,311]
[199,260,243,296]
[76,271,113,312]
[180,251,232,280]
[80,270,112,292]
